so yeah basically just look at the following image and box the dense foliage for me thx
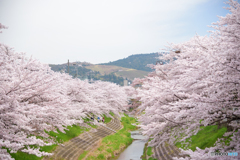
[130,1,240,159]
[101,52,162,72]
[49,64,126,85]
[49,64,92,78]
[99,73,125,86]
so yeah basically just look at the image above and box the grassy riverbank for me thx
[141,140,157,160]
[143,125,229,160]
[8,114,112,160]
[9,124,89,160]
[176,125,228,151]
[81,114,137,160]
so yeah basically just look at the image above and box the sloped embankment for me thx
[43,117,122,160]
[82,114,137,160]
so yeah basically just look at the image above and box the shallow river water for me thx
[116,130,148,160]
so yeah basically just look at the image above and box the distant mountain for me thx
[100,53,162,72]
[49,62,146,86]
[49,52,167,85]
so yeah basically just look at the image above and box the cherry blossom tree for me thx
[0,28,127,159]
[133,0,240,159]
[0,44,88,159]
[67,79,127,117]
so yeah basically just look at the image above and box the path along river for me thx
[115,130,148,160]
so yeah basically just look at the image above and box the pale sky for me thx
[0,0,232,64]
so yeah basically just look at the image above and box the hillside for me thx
[85,65,148,79]
[49,63,149,86]
[49,63,92,77]
[100,52,163,72]
[49,53,166,85]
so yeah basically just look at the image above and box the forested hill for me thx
[100,53,160,72]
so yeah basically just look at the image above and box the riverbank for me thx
[8,114,116,160]
[115,130,148,160]
[80,113,137,160]
[144,125,229,159]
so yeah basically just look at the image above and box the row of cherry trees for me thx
[0,25,127,159]
[131,0,240,159]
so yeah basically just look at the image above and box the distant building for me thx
[123,79,131,86]
[124,80,128,86]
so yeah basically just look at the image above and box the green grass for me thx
[86,114,137,160]
[78,151,88,160]
[83,117,91,123]
[109,112,115,116]
[148,157,157,160]
[103,114,112,123]
[147,147,153,156]
[85,64,149,80]
[141,141,156,160]
[8,113,116,160]
[97,154,105,159]
[9,151,42,160]
[176,125,227,151]
[40,144,58,153]
[47,125,88,143]
[87,123,97,128]
[9,124,89,160]
[7,144,58,160]
[141,142,148,160]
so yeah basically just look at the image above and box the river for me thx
[115,130,148,160]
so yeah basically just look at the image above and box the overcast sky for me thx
[0,0,233,64]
